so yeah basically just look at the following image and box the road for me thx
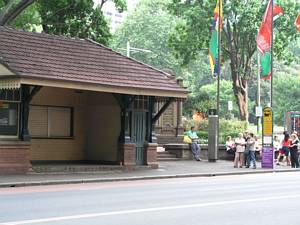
[1,172,300,225]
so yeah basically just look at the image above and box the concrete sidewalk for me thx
[0,160,298,188]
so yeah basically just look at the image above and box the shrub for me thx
[183,118,248,144]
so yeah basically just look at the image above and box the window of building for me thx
[0,102,19,137]
[0,89,20,137]
[29,105,73,138]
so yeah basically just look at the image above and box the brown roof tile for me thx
[0,26,186,97]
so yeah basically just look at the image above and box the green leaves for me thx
[112,0,127,12]
[0,0,125,45]
[168,0,299,121]
[111,0,182,74]
[273,74,300,125]
[38,0,111,45]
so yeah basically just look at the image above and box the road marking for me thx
[2,193,300,225]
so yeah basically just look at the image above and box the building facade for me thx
[0,27,186,174]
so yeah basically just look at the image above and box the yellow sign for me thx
[263,107,273,136]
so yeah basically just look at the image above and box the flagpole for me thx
[217,0,221,146]
[270,0,273,108]
[271,0,274,168]
[257,51,261,134]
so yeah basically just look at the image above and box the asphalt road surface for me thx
[1,172,300,225]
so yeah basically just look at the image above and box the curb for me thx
[0,169,299,188]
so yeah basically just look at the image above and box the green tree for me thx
[111,0,182,74]
[273,74,300,126]
[0,0,127,45]
[0,0,40,30]
[0,0,36,25]
[168,0,299,121]
[184,80,250,119]
[112,0,216,119]
[201,80,239,118]
[38,0,126,45]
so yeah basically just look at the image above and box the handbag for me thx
[183,135,192,144]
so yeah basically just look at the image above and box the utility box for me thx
[208,115,218,162]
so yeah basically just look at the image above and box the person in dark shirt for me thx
[289,133,299,168]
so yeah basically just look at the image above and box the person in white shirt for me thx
[226,136,236,155]
[234,133,246,168]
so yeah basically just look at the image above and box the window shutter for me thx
[29,106,48,137]
[48,107,71,137]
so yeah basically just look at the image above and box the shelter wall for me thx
[29,87,87,160]
[86,92,120,162]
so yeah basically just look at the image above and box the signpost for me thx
[262,107,274,168]
[261,147,274,168]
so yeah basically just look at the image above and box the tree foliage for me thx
[111,0,182,74]
[184,80,244,118]
[273,74,300,126]
[38,0,126,45]
[112,0,218,119]
[0,0,36,25]
[168,0,299,121]
[0,0,127,45]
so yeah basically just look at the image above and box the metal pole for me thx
[126,41,130,57]
[217,0,221,117]
[217,0,221,147]
[270,0,273,108]
[271,0,274,168]
[257,51,261,134]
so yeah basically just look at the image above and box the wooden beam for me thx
[152,97,174,123]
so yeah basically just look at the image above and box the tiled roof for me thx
[0,26,186,97]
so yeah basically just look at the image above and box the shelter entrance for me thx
[133,111,146,165]
[131,96,149,165]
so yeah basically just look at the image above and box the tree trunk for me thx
[225,20,250,122]
[235,84,248,121]
[231,68,249,121]
[0,0,36,26]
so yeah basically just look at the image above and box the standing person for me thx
[243,131,250,166]
[289,133,299,168]
[226,136,236,155]
[187,126,201,161]
[274,135,283,165]
[279,133,291,166]
[254,135,261,159]
[246,133,256,169]
[234,133,246,168]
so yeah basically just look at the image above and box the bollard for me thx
[208,115,218,162]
